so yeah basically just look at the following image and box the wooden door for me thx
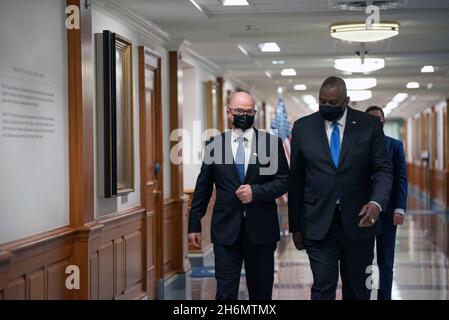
[138,47,163,300]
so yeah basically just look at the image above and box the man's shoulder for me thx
[386,135,403,147]
[293,111,320,128]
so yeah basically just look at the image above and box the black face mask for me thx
[319,104,345,122]
[233,114,255,131]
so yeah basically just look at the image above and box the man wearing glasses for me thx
[188,92,289,300]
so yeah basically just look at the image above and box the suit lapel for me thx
[223,131,241,184]
[314,115,335,169]
[244,128,258,184]
[338,107,360,167]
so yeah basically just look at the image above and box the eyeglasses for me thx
[228,108,257,116]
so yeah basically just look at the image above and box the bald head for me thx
[229,91,255,109]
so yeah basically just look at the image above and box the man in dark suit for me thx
[188,92,289,300]
[288,77,393,300]
[366,106,408,300]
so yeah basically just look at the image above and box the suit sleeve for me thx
[187,140,215,234]
[394,140,408,212]
[370,121,393,211]
[251,136,290,203]
[287,123,304,233]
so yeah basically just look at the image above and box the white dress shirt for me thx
[323,108,382,212]
[324,107,347,146]
[231,128,254,175]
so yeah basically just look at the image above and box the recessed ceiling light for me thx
[386,101,399,110]
[265,71,272,78]
[330,22,399,43]
[258,42,280,53]
[302,95,316,105]
[348,90,372,101]
[427,83,433,90]
[343,78,377,90]
[237,45,249,56]
[393,93,408,103]
[335,58,385,73]
[294,84,307,91]
[222,0,249,5]
[421,65,435,73]
[406,82,420,89]
[281,69,296,76]
[272,60,285,65]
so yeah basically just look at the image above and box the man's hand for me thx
[236,185,253,204]
[188,233,202,248]
[358,203,381,227]
[292,231,304,250]
[393,212,404,226]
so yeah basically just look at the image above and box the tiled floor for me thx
[169,191,449,300]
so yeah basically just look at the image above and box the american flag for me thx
[270,94,291,165]
[270,93,291,204]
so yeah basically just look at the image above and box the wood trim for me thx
[217,77,224,132]
[445,102,449,170]
[67,0,94,227]
[169,51,183,199]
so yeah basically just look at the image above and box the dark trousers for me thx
[213,218,276,300]
[304,207,375,300]
[376,214,397,300]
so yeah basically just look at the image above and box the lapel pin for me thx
[253,153,258,157]
[352,121,357,124]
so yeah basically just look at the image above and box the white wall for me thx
[181,60,217,190]
[92,6,171,216]
[0,0,69,243]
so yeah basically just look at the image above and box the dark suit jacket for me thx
[288,107,393,240]
[385,136,408,216]
[188,128,289,246]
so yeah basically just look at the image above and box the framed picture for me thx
[96,30,134,198]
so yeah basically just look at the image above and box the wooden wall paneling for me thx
[28,269,45,300]
[163,199,175,278]
[99,242,114,300]
[0,227,75,300]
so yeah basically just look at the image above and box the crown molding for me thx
[92,0,170,48]
[179,43,222,75]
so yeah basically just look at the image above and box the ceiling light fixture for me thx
[237,45,249,56]
[406,82,420,89]
[393,93,408,103]
[265,71,272,78]
[222,0,249,5]
[343,78,377,90]
[348,90,372,101]
[258,42,280,53]
[281,69,296,76]
[330,22,399,43]
[272,60,285,65]
[335,58,385,73]
[294,84,307,91]
[421,65,435,73]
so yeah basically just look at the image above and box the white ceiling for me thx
[117,0,449,120]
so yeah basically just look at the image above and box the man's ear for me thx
[344,96,350,106]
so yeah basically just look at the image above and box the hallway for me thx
[178,192,449,300]
[1,0,449,301]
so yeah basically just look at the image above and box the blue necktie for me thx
[330,121,340,168]
[235,137,245,183]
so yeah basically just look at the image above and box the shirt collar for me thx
[232,127,254,142]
